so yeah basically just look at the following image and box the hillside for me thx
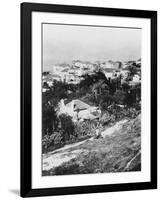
[42,114,141,176]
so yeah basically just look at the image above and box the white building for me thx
[132,74,140,82]
[104,72,113,79]
[57,99,101,122]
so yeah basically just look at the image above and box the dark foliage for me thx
[59,114,76,142]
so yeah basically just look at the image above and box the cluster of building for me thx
[43,59,141,121]
[42,59,141,91]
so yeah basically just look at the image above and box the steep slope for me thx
[43,114,141,176]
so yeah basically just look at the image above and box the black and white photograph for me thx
[20,2,157,197]
[0,0,159,199]
[42,23,142,176]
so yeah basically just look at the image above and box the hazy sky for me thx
[43,24,141,71]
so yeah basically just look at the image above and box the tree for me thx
[59,114,76,142]
[91,80,108,103]
[113,90,126,105]
[42,103,58,137]
[42,80,69,137]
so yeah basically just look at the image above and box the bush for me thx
[42,135,52,153]
[99,112,115,126]
[42,114,98,153]
[59,114,76,142]
[42,114,77,153]
[99,104,141,127]
[42,104,58,137]
[75,121,96,137]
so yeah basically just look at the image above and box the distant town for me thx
[42,59,141,92]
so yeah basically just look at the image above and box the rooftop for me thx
[66,99,91,111]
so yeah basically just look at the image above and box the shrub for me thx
[75,121,96,137]
[42,134,51,153]
[42,104,58,137]
[99,103,141,127]
[42,130,65,153]
[59,114,76,142]
[99,112,114,126]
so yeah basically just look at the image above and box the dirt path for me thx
[42,119,128,171]
[101,119,127,138]
[43,137,93,159]
[43,149,88,171]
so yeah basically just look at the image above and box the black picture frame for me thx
[21,2,157,197]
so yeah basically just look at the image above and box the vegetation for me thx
[42,114,141,175]
[42,64,141,153]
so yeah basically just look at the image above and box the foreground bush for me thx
[75,121,96,137]
[42,115,97,153]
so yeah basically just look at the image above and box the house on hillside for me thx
[132,74,141,82]
[57,99,101,122]
[103,68,114,79]
[103,68,121,80]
